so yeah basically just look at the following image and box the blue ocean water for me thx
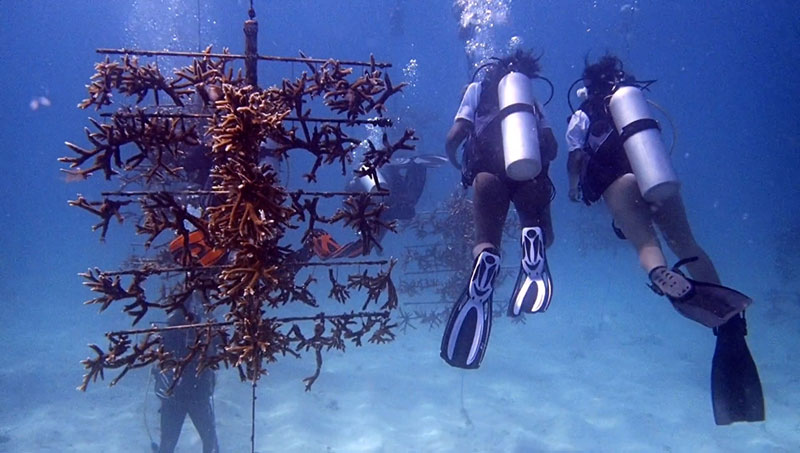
[0,0,798,451]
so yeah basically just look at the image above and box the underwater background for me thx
[1,0,799,451]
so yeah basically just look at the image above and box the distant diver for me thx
[441,49,558,369]
[154,98,224,452]
[152,298,220,453]
[565,54,764,425]
[300,153,448,261]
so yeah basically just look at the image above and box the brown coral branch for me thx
[68,196,131,241]
[328,269,350,304]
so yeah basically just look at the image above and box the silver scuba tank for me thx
[608,86,679,202]
[347,165,387,193]
[497,72,542,181]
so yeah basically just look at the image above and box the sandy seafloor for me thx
[2,236,799,452]
[1,0,799,452]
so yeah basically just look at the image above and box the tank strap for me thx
[474,102,535,140]
[619,118,660,144]
[496,103,535,123]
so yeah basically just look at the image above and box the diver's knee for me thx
[473,172,502,191]
[608,173,637,193]
[604,174,637,205]
[609,176,652,220]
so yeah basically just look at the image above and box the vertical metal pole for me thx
[244,10,258,88]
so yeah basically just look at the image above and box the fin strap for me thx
[648,265,693,300]
[671,256,699,274]
[647,257,700,295]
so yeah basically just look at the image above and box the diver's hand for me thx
[445,120,470,170]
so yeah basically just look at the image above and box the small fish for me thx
[29,95,52,111]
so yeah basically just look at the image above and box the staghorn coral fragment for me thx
[207,162,292,246]
[328,269,350,304]
[330,193,396,255]
[68,196,131,241]
[61,108,200,181]
[79,54,189,110]
[78,334,160,391]
[368,319,397,344]
[395,306,418,333]
[347,259,399,311]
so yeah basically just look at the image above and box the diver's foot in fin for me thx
[649,266,693,300]
[651,269,752,328]
[440,248,501,369]
[651,259,752,328]
[508,227,552,316]
[711,314,765,425]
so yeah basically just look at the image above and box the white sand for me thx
[3,279,796,452]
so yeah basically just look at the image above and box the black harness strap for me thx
[496,102,536,123]
[619,118,660,144]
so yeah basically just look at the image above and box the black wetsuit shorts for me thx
[581,142,632,205]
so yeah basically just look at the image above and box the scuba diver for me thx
[440,49,558,369]
[153,98,225,452]
[565,54,764,425]
[152,297,220,453]
[302,153,448,260]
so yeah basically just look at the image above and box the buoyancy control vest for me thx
[461,79,545,186]
[577,97,621,155]
[576,85,679,203]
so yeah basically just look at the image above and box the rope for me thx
[459,374,473,427]
[250,360,259,453]
[143,369,158,451]
[196,0,202,52]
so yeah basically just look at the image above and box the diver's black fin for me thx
[711,314,765,425]
[440,248,501,369]
[508,227,552,316]
[650,264,751,328]
[673,280,751,328]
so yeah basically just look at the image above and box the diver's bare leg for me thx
[512,175,555,247]
[652,193,721,284]
[159,399,187,453]
[187,394,219,453]
[603,173,666,272]
[472,172,510,256]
